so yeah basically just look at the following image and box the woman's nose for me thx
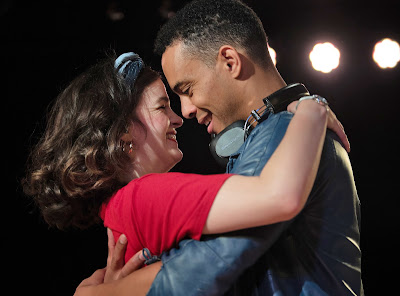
[171,111,183,128]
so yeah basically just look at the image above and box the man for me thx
[76,0,361,295]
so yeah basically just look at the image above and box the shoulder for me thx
[130,172,230,189]
[102,174,187,229]
[244,111,293,154]
[228,112,293,176]
[103,173,232,217]
[250,111,293,140]
[119,173,232,205]
[120,173,197,192]
[319,130,355,178]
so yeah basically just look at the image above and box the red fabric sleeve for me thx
[101,172,232,260]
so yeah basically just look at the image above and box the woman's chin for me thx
[173,151,184,165]
[167,151,183,171]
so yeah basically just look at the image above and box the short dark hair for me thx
[22,52,160,230]
[154,0,270,67]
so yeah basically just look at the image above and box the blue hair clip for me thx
[114,52,144,86]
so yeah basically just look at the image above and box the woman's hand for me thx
[74,268,106,296]
[104,229,145,283]
[73,229,145,296]
[287,100,350,153]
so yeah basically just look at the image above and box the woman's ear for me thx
[216,45,242,79]
[120,129,132,143]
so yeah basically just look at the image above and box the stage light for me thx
[309,42,340,73]
[373,38,400,69]
[106,1,125,21]
[268,46,277,66]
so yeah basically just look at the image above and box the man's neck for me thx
[239,66,287,119]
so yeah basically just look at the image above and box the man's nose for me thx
[180,97,197,119]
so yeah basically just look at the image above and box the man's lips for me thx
[207,120,214,134]
[198,114,214,134]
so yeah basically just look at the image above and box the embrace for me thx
[23,0,362,295]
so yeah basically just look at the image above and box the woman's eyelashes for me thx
[157,102,171,111]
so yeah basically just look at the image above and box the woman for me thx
[24,52,335,270]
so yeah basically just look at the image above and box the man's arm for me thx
[75,223,287,296]
[149,107,349,295]
[147,112,294,296]
[149,225,287,296]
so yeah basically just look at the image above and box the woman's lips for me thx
[166,133,177,142]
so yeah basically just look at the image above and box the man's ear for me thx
[216,45,242,79]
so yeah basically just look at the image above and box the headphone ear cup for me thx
[209,120,246,167]
[209,141,230,167]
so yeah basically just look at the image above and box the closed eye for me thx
[182,86,193,97]
[173,80,193,97]
[157,96,170,110]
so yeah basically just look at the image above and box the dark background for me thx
[5,0,399,295]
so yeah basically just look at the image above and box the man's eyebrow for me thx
[172,80,190,93]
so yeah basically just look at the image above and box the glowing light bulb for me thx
[373,38,400,69]
[309,42,340,73]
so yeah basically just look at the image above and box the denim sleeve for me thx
[147,113,293,296]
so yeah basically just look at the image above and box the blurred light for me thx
[159,0,175,19]
[268,46,277,66]
[373,38,400,69]
[106,1,125,22]
[309,42,340,73]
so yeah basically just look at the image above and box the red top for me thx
[100,172,232,263]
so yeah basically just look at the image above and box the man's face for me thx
[161,42,241,135]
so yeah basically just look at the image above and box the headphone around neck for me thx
[209,83,310,167]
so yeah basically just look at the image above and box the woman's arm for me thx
[75,263,161,296]
[203,99,328,234]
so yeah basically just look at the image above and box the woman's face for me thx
[130,78,183,176]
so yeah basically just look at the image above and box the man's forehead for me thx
[162,43,194,85]
[161,44,179,77]
[162,42,184,67]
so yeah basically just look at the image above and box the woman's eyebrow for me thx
[158,96,170,103]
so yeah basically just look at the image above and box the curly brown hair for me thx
[22,53,160,230]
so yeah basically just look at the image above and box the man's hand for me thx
[104,228,145,283]
[288,100,350,153]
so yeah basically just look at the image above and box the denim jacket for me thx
[147,112,362,295]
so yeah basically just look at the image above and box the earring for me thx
[120,140,133,153]
[128,142,133,154]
